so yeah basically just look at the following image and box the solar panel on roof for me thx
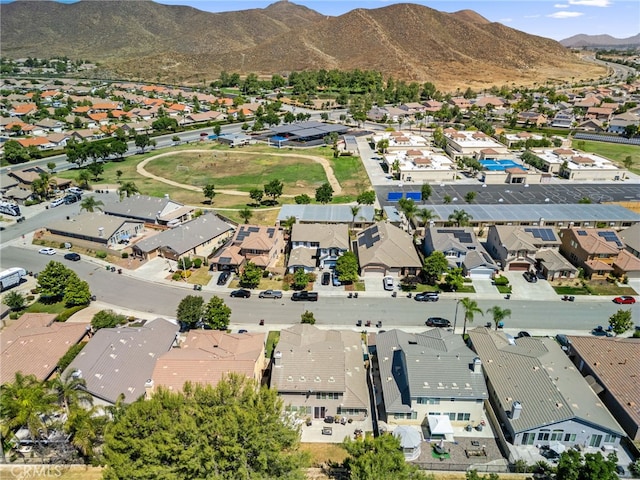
[267,227,275,238]
[598,231,623,247]
[577,230,587,236]
[248,226,260,232]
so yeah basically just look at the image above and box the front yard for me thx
[552,279,637,296]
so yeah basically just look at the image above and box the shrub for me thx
[178,257,193,270]
[494,276,509,286]
[26,295,35,302]
[193,258,202,269]
[57,342,86,371]
[91,309,128,330]
[96,251,108,259]
[121,252,129,259]
[172,272,183,281]
[56,305,87,322]
[9,312,19,320]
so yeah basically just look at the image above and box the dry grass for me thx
[300,443,349,467]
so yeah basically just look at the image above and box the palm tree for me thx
[64,405,106,461]
[448,209,472,227]
[80,196,104,213]
[391,158,401,179]
[398,198,418,233]
[48,371,93,416]
[0,372,57,445]
[486,305,512,331]
[416,208,438,228]
[350,205,360,231]
[460,297,483,336]
[118,181,139,200]
[239,207,253,224]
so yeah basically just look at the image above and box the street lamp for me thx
[453,298,460,334]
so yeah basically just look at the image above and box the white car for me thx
[383,276,394,291]
[38,247,57,255]
[49,198,65,208]
[67,187,83,196]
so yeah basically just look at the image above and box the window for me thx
[551,430,563,441]
[538,430,550,441]
[523,433,535,445]
[604,434,616,443]
[393,412,417,420]
[315,392,340,400]
[590,435,602,448]
[457,413,470,421]
[448,413,456,421]
[564,434,576,442]
[417,398,439,405]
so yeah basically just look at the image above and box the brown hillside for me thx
[0,0,604,90]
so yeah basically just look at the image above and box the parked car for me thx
[238,329,248,334]
[383,276,394,291]
[613,296,635,304]
[230,289,251,298]
[38,247,57,255]
[517,331,531,338]
[49,198,65,208]
[321,272,330,285]
[291,291,318,302]
[216,271,230,286]
[67,187,83,196]
[556,334,571,351]
[592,325,613,337]
[64,193,80,204]
[332,273,341,287]
[63,252,81,261]
[426,317,451,328]
[415,292,439,302]
[523,271,538,283]
[258,290,283,299]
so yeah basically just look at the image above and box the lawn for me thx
[265,330,280,359]
[299,442,348,467]
[553,285,590,295]
[571,139,640,174]
[25,300,69,314]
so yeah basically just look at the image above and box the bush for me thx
[121,252,129,259]
[178,257,193,270]
[172,272,183,281]
[57,342,86,372]
[494,276,509,286]
[56,305,87,322]
[193,258,202,269]
[26,295,35,301]
[9,312,19,320]
[96,251,108,259]
[91,309,128,330]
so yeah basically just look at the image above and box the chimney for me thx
[98,227,104,237]
[511,401,523,420]
[144,379,155,397]
[472,357,482,374]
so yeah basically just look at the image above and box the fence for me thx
[413,462,512,473]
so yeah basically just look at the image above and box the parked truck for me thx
[0,267,27,291]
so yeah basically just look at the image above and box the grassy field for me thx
[300,443,349,467]
[571,139,640,174]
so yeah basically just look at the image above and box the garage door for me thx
[363,266,386,276]
[469,268,494,279]
[509,263,529,271]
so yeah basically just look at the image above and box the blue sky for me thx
[152,0,640,41]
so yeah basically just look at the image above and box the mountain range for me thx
[559,34,640,49]
[0,0,605,90]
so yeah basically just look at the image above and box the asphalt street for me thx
[1,245,635,334]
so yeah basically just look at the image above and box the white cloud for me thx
[568,0,610,6]
[554,4,570,8]
[548,10,585,18]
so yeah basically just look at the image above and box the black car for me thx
[517,331,531,338]
[217,271,230,285]
[415,292,439,302]
[230,289,251,298]
[523,271,538,283]
[321,272,330,285]
[291,291,318,302]
[63,252,81,261]
[426,317,451,328]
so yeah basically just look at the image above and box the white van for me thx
[67,187,83,196]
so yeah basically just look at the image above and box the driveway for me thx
[503,271,558,301]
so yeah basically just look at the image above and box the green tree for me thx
[292,268,310,290]
[203,183,216,204]
[464,191,477,204]
[3,140,30,164]
[239,207,253,224]
[102,375,308,480]
[342,434,421,480]
[115,169,124,183]
[65,403,106,462]
[37,260,72,301]
[2,290,25,311]
[63,275,92,307]
[176,295,204,328]
[76,169,91,189]
[335,251,359,283]
[80,196,104,213]
[249,188,264,206]
[315,182,334,204]
[47,161,57,174]
[622,155,633,170]
[300,310,316,325]
[423,251,448,285]
[239,261,262,289]
[444,267,464,292]
[448,209,472,227]
[356,190,376,205]
[397,198,418,232]
[202,296,231,330]
[416,208,437,227]
[391,158,401,179]
[420,183,432,203]
[118,181,139,200]
[86,161,104,181]
[264,179,284,204]
[460,297,483,335]
[134,134,151,153]
[49,370,93,416]
[443,194,452,204]
[578,196,592,204]
[486,305,512,331]
[294,194,311,204]
[350,205,361,230]
[608,309,633,336]
[91,309,127,331]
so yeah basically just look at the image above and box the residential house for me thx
[0,313,89,385]
[516,111,547,127]
[64,318,179,406]
[277,205,375,229]
[551,110,577,128]
[531,148,624,180]
[46,213,144,248]
[608,111,640,134]
[382,149,456,183]
[288,223,349,273]
[559,228,624,279]
[443,129,510,161]
[576,118,605,132]
[468,328,625,449]
[209,224,283,272]
[103,195,193,225]
[619,223,640,259]
[567,336,640,440]
[424,227,498,279]
[374,329,488,433]
[486,226,576,279]
[355,221,422,277]
[612,250,640,280]
[9,103,37,117]
[149,330,266,394]
[132,213,233,261]
[270,324,369,421]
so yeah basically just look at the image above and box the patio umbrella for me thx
[549,441,566,454]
